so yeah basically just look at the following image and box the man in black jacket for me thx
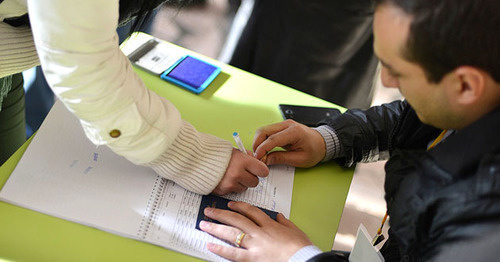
[198,0,500,261]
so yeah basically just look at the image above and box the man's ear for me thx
[453,66,485,105]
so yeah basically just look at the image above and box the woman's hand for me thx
[213,148,269,195]
[199,201,313,262]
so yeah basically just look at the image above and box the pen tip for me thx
[233,132,238,136]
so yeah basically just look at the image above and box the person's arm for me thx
[319,100,406,166]
[200,201,353,262]
[0,22,39,79]
[253,119,327,167]
[199,201,316,261]
[26,0,268,194]
[253,100,406,168]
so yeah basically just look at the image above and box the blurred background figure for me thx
[222,0,378,109]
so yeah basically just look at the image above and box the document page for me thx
[0,101,295,261]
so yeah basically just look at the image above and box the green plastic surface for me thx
[0,33,353,261]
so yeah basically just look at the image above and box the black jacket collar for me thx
[429,108,500,179]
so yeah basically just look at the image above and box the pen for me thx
[233,132,249,155]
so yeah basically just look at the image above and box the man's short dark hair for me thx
[374,0,500,83]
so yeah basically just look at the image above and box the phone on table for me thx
[278,104,341,127]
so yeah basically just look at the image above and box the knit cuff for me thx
[0,23,39,78]
[145,121,233,195]
[313,125,342,162]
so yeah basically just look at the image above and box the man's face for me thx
[373,4,456,129]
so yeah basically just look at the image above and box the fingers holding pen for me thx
[237,149,269,187]
[214,145,270,195]
[233,131,269,175]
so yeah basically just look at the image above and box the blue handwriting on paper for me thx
[83,166,93,174]
[68,152,99,175]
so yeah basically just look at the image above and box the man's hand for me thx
[253,120,326,168]
[212,148,269,195]
[200,201,313,262]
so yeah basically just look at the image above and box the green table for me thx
[0,33,353,261]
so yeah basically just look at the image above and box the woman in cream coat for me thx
[0,0,268,194]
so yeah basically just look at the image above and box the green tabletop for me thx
[0,33,353,262]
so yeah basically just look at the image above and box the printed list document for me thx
[0,101,295,261]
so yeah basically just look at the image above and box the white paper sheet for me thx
[0,101,294,261]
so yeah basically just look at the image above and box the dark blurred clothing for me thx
[229,0,377,109]
[0,73,25,165]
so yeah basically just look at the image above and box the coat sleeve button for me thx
[109,129,121,138]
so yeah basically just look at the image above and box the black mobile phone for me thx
[279,104,341,127]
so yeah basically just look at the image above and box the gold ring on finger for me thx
[234,231,246,248]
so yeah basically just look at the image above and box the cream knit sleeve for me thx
[0,22,39,78]
[145,120,233,195]
[27,0,233,194]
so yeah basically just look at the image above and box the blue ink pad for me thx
[160,55,221,94]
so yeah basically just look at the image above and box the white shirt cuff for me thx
[289,245,323,262]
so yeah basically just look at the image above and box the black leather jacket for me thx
[311,100,500,261]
